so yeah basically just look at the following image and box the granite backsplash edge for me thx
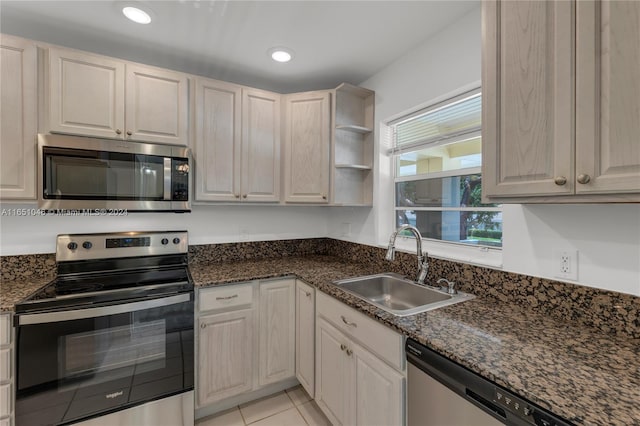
[2,238,638,338]
[327,239,640,340]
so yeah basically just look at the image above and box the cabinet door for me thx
[353,342,404,426]
[0,35,37,199]
[241,88,281,202]
[315,318,351,426]
[295,280,315,398]
[482,1,574,199]
[48,47,125,139]
[575,0,640,194]
[258,279,295,386]
[283,91,330,203]
[197,309,253,407]
[125,64,188,145]
[194,78,242,201]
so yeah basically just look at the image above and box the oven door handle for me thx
[16,293,191,325]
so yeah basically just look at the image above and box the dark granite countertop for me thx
[190,255,640,426]
[0,276,53,311]
[1,254,638,425]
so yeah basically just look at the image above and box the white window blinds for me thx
[390,89,481,155]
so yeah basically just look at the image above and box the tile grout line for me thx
[285,389,311,426]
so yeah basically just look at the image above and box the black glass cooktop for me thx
[16,266,192,314]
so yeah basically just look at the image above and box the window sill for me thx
[383,236,503,269]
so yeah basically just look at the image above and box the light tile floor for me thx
[197,386,331,426]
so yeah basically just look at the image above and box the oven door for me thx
[15,292,194,426]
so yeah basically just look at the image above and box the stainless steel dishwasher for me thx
[406,339,574,426]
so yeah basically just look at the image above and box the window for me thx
[391,89,502,248]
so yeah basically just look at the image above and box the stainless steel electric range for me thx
[14,231,194,426]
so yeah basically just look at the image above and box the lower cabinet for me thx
[196,278,296,410]
[315,292,405,426]
[295,280,315,397]
[258,279,295,386]
[0,313,14,426]
[198,308,254,406]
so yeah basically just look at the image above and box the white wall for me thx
[0,204,328,255]
[327,6,640,297]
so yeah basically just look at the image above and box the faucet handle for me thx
[437,278,457,295]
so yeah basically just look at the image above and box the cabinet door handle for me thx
[200,323,207,329]
[242,194,248,199]
[346,348,353,356]
[216,294,238,301]
[322,194,327,200]
[554,176,567,186]
[235,194,240,199]
[126,130,133,136]
[341,316,357,327]
[340,344,347,351]
[305,291,311,297]
[115,129,122,135]
[577,174,591,184]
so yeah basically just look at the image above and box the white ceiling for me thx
[0,1,478,93]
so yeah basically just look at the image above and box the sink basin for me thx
[332,273,474,316]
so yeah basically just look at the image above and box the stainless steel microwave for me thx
[38,134,191,212]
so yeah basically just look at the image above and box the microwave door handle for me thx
[164,158,172,200]
[16,293,191,325]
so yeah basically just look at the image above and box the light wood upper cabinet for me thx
[242,88,281,202]
[47,47,188,145]
[283,91,331,203]
[194,79,281,202]
[482,0,574,199]
[125,63,188,145]
[194,78,242,201]
[48,47,125,139]
[258,279,295,386]
[575,0,640,194]
[0,34,37,200]
[482,0,640,202]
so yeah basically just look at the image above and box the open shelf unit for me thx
[331,83,375,206]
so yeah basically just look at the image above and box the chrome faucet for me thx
[385,224,429,285]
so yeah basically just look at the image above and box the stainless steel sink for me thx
[333,273,474,316]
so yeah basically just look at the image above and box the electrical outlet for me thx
[553,249,578,281]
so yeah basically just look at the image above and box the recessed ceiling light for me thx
[269,48,294,63]
[123,6,152,24]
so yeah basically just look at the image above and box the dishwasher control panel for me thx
[493,388,571,426]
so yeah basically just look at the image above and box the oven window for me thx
[43,148,165,200]
[16,297,194,425]
[63,319,166,377]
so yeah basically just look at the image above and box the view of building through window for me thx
[391,90,502,248]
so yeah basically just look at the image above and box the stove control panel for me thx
[57,231,188,262]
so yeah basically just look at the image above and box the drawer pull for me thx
[340,344,347,351]
[346,348,353,356]
[216,294,239,301]
[341,316,357,327]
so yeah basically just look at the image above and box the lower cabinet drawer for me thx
[317,291,403,370]
[199,283,254,312]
